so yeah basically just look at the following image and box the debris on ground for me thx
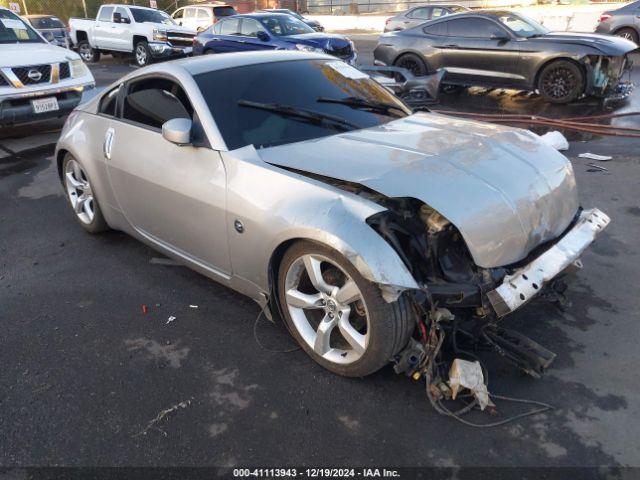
[578,152,613,161]
[149,257,180,266]
[134,398,192,437]
[189,305,198,309]
[586,163,609,173]
[538,130,569,151]
[166,316,176,325]
[448,359,492,410]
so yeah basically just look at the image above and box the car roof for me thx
[180,3,234,7]
[103,4,158,11]
[24,14,58,18]
[409,3,466,8]
[234,12,292,18]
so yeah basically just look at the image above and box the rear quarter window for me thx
[423,20,448,35]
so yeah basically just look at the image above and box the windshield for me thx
[497,13,549,37]
[0,10,44,43]
[195,59,411,149]
[30,16,65,29]
[260,15,314,36]
[130,8,176,25]
[214,6,237,16]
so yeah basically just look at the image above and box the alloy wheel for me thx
[541,66,577,100]
[64,159,95,225]
[284,254,369,365]
[79,43,93,62]
[136,45,148,66]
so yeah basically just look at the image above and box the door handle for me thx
[103,128,114,160]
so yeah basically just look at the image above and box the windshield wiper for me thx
[317,96,407,115]
[238,100,360,131]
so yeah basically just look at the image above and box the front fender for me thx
[222,146,419,301]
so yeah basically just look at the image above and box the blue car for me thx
[193,12,356,64]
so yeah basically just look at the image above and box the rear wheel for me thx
[277,241,415,377]
[394,53,429,77]
[77,40,100,63]
[615,28,638,44]
[537,60,584,104]
[62,154,108,233]
[135,41,152,67]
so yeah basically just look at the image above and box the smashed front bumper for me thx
[487,208,610,317]
[149,42,192,59]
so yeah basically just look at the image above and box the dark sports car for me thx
[374,10,638,103]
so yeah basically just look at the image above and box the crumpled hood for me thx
[282,33,350,50]
[533,32,639,55]
[258,112,579,268]
[0,43,80,67]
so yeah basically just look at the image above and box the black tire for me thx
[394,53,429,77]
[134,41,153,67]
[277,240,415,377]
[77,40,100,63]
[204,49,216,55]
[61,154,109,234]
[537,60,584,104]
[615,27,638,44]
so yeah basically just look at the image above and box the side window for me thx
[98,6,114,22]
[423,20,448,36]
[184,8,195,19]
[219,18,240,35]
[211,22,222,34]
[240,19,262,37]
[447,18,497,38]
[173,8,184,20]
[408,7,431,20]
[99,85,121,117]
[197,8,210,19]
[122,78,193,130]
[431,8,446,18]
[115,7,130,23]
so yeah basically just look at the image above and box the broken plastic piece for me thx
[166,316,176,325]
[448,359,491,410]
[538,131,569,151]
[578,152,612,161]
[189,305,198,309]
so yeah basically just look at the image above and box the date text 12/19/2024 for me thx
[233,469,401,478]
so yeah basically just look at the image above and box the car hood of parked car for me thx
[257,112,579,269]
[1,43,80,66]
[527,31,639,55]
[280,32,350,49]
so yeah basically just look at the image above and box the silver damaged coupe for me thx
[56,51,609,377]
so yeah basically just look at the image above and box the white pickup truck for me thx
[69,4,196,67]
[0,7,95,126]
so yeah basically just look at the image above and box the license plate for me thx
[32,97,59,114]
[183,47,193,55]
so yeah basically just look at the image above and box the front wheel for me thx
[537,60,584,104]
[394,53,429,77]
[615,28,638,44]
[277,241,415,377]
[134,41,152,67]
[77,40,100,63]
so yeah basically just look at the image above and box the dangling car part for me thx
[359,65,444,108]
[56,51,609,379]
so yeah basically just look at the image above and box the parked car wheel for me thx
[394,53,429,77]
[277,241,415,377]
[615,28,638,44]
[77,40,100,63]
[537,60,584,104]
[135,41,152,67]
[62,154,108,233]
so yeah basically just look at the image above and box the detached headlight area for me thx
[70,59,89,78]
[152,28,168,42]
[295,44,324,53]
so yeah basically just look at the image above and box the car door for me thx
[104,76,231,276]
[196,8,213,31]
[211,17,242,52]
[93,6,114,49]
[404,7,432,29]
[172,7,185,26]
[237,18,274,51]
[182,7,196,31]
[433,17,522,86]
[110,6,131,51]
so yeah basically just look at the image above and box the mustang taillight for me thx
[598,14,611,23]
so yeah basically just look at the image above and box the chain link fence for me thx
[0,0,202,21]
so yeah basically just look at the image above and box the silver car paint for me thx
[258,112,579,268]
[57,51,579,310]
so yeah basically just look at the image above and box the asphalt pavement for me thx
[1,40,640,473]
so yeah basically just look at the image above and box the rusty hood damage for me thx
[258,111,580,269]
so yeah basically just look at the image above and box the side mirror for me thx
[162,118,192,145]
[113,12,122,23]
[257,31,270,41]
[490,31,509,41]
